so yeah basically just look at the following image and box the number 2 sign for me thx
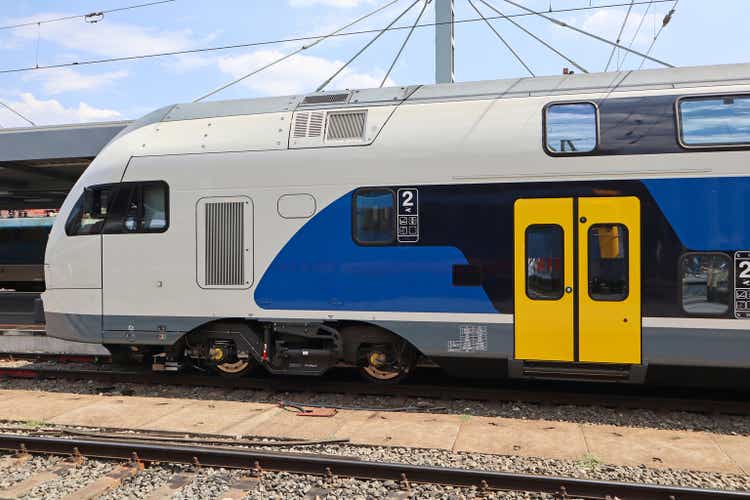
[735,251,750,318]
[397,188,419,243]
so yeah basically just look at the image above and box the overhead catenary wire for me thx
[0,0,177,31]
[477,0,588,74]
[194,0,405,102]
[619,0,654,68]
[638,0,679,69]
[0,100,36,126]
[0,0,676,76]
[317,0,421,92]
[468,0,534,77]
[499,0,673,68]
[604,0,634,72]
[380,0,430,88]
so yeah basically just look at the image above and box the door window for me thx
[353,189,395,245]
[588,223,628,301]
[525,224,564,300]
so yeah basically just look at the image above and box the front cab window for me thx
[65,185,115,236]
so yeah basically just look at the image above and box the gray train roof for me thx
[0,121,130,163]
[135,62,750,125]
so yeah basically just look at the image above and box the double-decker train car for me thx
[42,63,750,383]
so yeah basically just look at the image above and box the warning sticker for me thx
[735,251,750,318]
[448,325,488,352]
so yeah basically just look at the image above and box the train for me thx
[0,212,55,292]
[42,62,750,383]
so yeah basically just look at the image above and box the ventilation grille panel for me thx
[302,93,350,105]
[292,111,325,138]
[205,201,244,286]
[326,111,367,141]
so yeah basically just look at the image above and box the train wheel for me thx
[358,343,416,384]
[211,359,254,377]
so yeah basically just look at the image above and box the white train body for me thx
[42,63,750,381]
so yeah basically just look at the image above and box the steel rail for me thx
[0,434,745,499]
[0,364,749,416]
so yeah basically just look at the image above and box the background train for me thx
[42,62,750,384]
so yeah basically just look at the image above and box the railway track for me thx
[1,359,750,416]
[0,433,747,499]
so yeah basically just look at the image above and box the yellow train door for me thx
[514,198,575,362]
[578,197,641,364]
[514,196,641,365]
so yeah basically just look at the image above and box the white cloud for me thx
[0,92,121,126]
[581,8,660,47]
[289,0,372,7]
[217,49,394,95]
[26,68,129,95]
[6,12,194,58]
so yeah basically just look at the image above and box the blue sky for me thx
[0,0,746,127]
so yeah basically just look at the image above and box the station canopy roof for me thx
[0,121,129,210]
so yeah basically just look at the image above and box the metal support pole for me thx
[435,0,454,83]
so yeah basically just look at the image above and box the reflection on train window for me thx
[588,224,628,301]
[354,189,394,245]
[680,253,730,315]
[679,95,750,146]
[545,103,597,154]
[65,185,115,236]
[525,225,564,300]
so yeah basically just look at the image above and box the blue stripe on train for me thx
[254,192,496,313]
[644,177,750,250]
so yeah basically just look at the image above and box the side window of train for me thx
[680,253,731,315]
[65,185,116,236]
[678,95,750,147]
[544,102,598,155]
[353,188,395,245]
[103,181,169,234]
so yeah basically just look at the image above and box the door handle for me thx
[565,286,573,293]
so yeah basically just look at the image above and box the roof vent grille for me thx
[302,93,350,105]
[293,111,325,138]
[326,111,367,141]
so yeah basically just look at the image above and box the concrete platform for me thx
[0,333,109,356]
[0,388,747,474]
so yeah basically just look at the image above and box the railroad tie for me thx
[0,453,31,471]
[218,475,261,500]
[0,463,73,499]
[142,471,197,500]
[60,463,142,500]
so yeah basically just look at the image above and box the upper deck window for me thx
[678,95,750,147]
[545,102,597,154]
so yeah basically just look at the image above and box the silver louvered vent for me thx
[326,111,367,141]
[301,93,350,105]
[292,111,325,138]
[205,201,244,286]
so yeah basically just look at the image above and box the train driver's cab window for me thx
[678,95,750,147]
[545,103,597,154]
[680,253,730,315]
[525,225,564,300]
[353,189,395,245]
[104,181,169,234]
[588,224,628,301]
[65,185,115,236]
